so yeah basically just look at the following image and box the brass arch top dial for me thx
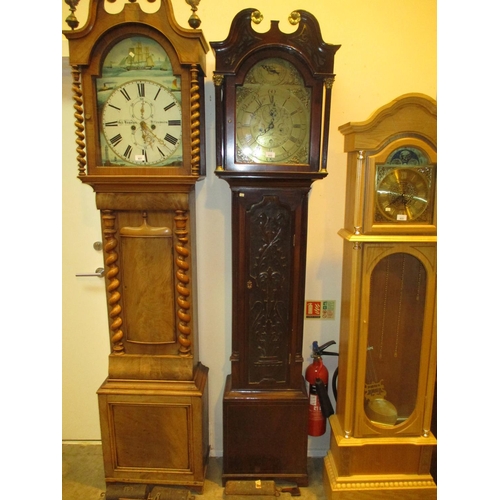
[235,58,311,165]
[375,167,431,222]
[101,80,182,166]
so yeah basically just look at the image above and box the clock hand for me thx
[388,193,404,206]
[140,121,156,147]
[140,121,172,149]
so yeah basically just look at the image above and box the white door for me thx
[62,58,109,440]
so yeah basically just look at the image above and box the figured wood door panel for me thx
[120,214,175,345]
[112,403,190,470]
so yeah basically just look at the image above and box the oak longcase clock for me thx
[63,0,209,495]
[211,8,340,486]
[323,94,437,499]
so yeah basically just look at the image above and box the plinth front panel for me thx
[112,403,190,470]
[97,366,209,490]
[222,376,308,485]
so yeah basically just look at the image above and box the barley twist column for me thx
[174,210,192,356]
[71,65,86,176]
[190,64,201,176]
[102,210,124,354]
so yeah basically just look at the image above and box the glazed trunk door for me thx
[355,244,436,437]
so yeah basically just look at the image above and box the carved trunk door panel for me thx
[246,195,293,386]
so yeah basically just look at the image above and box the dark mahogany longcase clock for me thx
[323,94,437,499]
[63,0,209,494]
[211,9,340,485]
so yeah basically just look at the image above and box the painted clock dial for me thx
[235,58,311,164]
[96,36,183,167]
[102,80,182,165]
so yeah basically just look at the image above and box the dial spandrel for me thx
[235,58,311,165]
[96,36,183,167]
[375,147,435,223]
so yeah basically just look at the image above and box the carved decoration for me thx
[248,196,292,384]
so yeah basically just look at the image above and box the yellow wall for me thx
[62,0,436,456]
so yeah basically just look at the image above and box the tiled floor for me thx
[62,442,327,500]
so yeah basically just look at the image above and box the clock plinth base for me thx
[97,363,209,493]
[323,417,437,500]
[108,353,197,381]
[222,375,309,486]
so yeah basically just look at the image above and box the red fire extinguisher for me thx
[306,340,337,436]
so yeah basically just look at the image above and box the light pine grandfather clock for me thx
[323,94,437,499]
[63,0,210,494]
[210,9,340,486]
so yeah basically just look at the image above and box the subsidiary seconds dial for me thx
[102,80,182,166]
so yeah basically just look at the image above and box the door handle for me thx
[76,267,105,278]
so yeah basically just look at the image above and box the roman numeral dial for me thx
[376,167,431,222]
[235,58,311,165]
[101,80,182,166]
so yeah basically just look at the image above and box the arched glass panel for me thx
[364,252,426,425]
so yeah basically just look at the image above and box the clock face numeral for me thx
[376,167,431,222]
[164,133,178,146]
[235,58,310,165]
[109,134,123,146]
[101,80,182,166]
[120,88,131,101]
[164,102,176,112]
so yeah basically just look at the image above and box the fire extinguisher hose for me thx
[315,378,334,418]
